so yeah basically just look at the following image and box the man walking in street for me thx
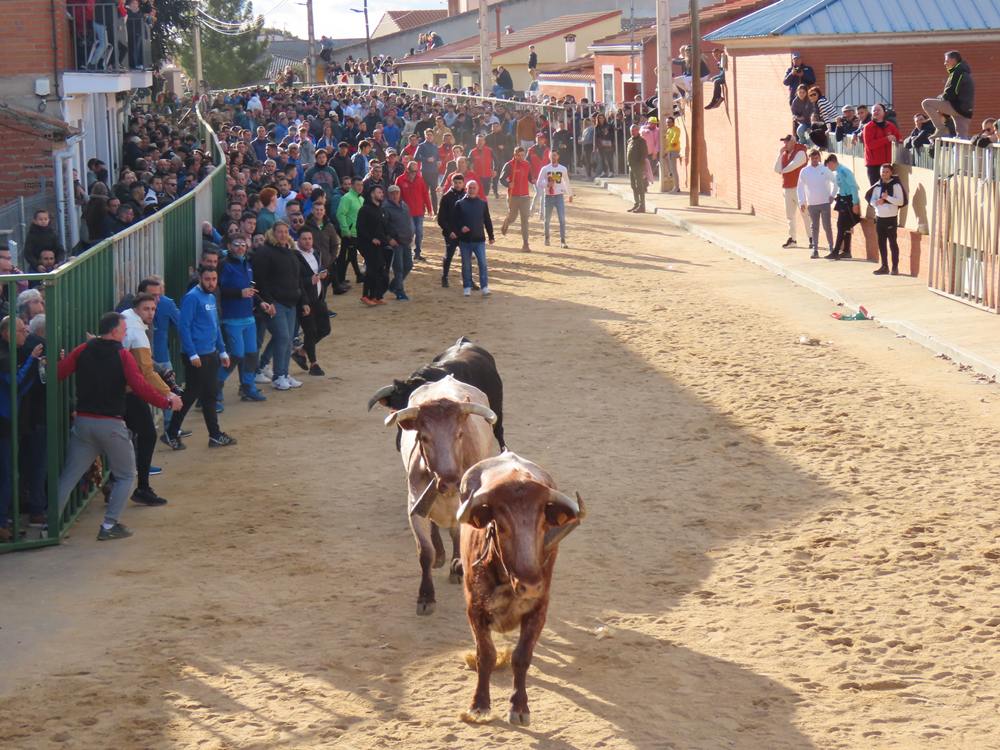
[796,148,837,260]
[395,159,433,262]
[774,134,808,249]
[163,266,237,449]
[383,185,415,300]
[414,130,441,213]
[535,150,572,248]
[626,124,649,213]
[56,312,182,541]
[498,146,532,252]
[437,173,469,288]
[452,180,494,297]
[824,154,861,260]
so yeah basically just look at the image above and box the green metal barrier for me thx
[1,106,226,552]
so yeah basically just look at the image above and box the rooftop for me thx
[381,9,448,32]
[397,11,622,65]
[706,0,1000,41]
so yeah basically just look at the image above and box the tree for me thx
[176,0,269,89]
[150,0,197,68]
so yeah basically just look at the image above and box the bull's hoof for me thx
[449,560,463,583]
[433,553,446,569]
[508,709,531,726]
[460,707,493,724]
[416,600,436,616]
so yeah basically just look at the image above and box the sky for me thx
[252,0,449,40]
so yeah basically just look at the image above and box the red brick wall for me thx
[2,0,73,76]
[0,124,56,203]
[751,42,1000,126]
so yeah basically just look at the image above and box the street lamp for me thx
[350,1,374,83]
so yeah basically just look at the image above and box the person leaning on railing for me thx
[0,317,44,543]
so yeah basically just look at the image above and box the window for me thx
[825,64,893,109]
[602,72,615,107]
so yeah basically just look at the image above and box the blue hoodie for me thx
[152,294,179,364]
[219,254,255,321]
[179,284,226,359]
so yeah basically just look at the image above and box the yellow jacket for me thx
[664,126,681,153]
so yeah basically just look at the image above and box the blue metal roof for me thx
[705,0,1000,40]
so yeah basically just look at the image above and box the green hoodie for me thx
[336,189,364,238]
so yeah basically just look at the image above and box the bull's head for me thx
[386,399,497,492]
[367,381,407,412]
[457,467,583,599]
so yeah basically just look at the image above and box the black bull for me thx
[367,337,506,450]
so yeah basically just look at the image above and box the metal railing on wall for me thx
[929,139,1000,312]
[0,105,226,553]
[0,183,55,267]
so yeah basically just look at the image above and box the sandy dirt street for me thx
[2,184,1000,749]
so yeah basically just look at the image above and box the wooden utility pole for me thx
[655,0,672,192]
[478,0,491,94]
[305,0,316,84]
[363,0,373,83]
[688,0,702,205]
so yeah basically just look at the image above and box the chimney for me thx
[564,33,577,63]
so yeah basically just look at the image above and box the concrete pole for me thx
[364,0,374,84]
[193,22,203,95]
[655,0,672,192]
[478,0,491,95]
[688,0,702,205]
[306,0,316,84]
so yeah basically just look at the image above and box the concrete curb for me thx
[595,179,1000,381]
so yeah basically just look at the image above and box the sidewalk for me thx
[598,178,1000,379]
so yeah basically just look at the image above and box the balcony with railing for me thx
[64,1,152,92]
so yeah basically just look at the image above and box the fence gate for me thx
[929,140,1000,312]
[825,63,893,109]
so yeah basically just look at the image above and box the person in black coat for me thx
[293,228,331,375]
[355,187,391,304]
[436,173,469,289]
[23,210,65,271]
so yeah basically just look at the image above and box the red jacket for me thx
[778,144,807,189]
[502,158,531,197]
[862,120,902,167]
[527,145,550,182]
[470,145,494,179]
[394,172,433,217]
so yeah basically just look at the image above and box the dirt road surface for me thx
[2,185,999,749]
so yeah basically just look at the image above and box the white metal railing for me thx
[929,138,1000,312]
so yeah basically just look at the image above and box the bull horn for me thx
[544,519,580,552]
[385,406,419,428]
[459,403,497,424]
[548,489,580,517]
[456,490,486,524]
[367,384,396,412]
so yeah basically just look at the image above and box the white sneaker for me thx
[272,375,291,391]
[481,287,491,296]
[262,365,273,380]
[463,288,471,296]
[254,371,271,384]
[286,375,303,388]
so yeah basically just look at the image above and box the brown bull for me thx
[386,376,501,616]
[456,452,584,726]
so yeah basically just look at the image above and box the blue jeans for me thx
[413,216,424,256]
[219,318,259,391]
[460,241,488,290]
[262,304,295,378]
[20,424,47,516]
[0,432,12,527]
[543,194,566,243]
[390,243,414,295]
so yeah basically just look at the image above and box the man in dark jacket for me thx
[782,52,816,104]
[23,210,65,272]
[356,186,391,305]
[330,142,354,188]
[251,221,305,390]
[451,180,494,297]
[626,125,649,213]
[303,201,342,296]
[383,185,414,301]
[922,50,975,139]
[903,113,936,153]
[436,173,471,289]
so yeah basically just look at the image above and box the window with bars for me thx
[825,64,894,109]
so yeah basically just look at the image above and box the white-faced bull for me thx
[456,452,584,726]
[385,376,502,615]
[368,337,506,450]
